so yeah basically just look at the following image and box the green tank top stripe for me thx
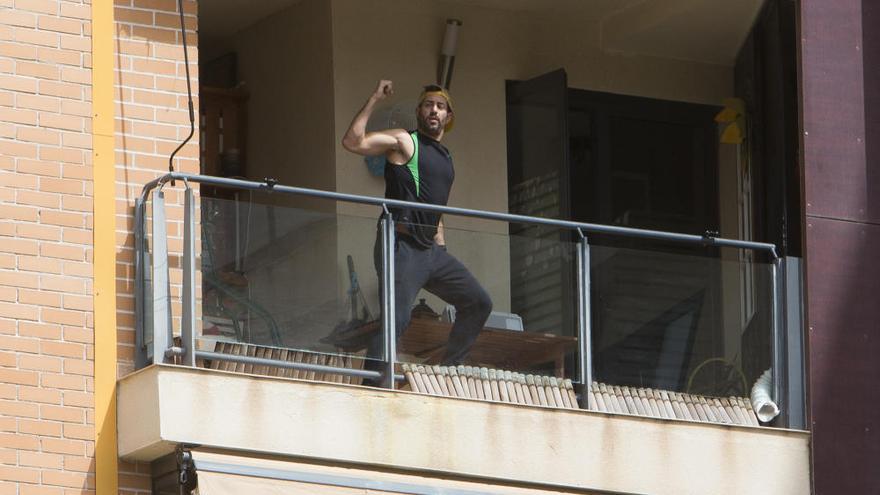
[406,131,420,197]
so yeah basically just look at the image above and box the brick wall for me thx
[0,0,198,492]
[0,0,97,493]
[113,0,198,493]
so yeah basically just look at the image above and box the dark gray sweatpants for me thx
[367,233,493,367]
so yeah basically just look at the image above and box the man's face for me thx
[417,95,451,137]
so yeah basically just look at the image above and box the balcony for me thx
[117,173,809,494]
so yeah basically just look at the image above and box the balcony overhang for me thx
[119,365,809,494]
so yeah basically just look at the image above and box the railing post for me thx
[134,197,148,369]
[576,231,593,409]
[181,185,196,367]
[380,210,397,389]
[151,190,171,364]
[771,255,786,425]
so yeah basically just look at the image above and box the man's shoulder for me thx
[382,128,416,165]
[431,138,452,159]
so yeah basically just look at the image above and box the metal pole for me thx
[576,233,593,408]
[181,186,196,367]
[234,192,241,272]
[195,351,385,380]
[380,211,396,389]
[771,256,785,423]
[151,190,171,364]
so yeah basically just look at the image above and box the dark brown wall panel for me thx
[805,218,880,494]
[802,0,880,493]
[801,0,871,223]
[864,0,880,222]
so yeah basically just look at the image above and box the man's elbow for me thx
[342,135,362,154]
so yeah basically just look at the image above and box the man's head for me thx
[417,84,454,138]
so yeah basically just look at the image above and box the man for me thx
[342,80,492,375]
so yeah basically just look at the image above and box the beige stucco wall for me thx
[200,0,338,207]
[193,1,344,350]
[330,0,735,319]
[118,365,812,495]
[231,0,336,211]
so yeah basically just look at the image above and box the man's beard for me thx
[417,114,444,138]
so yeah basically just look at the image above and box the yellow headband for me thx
[419,88,454,132]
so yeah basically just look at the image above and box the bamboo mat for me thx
[402,363,580,409]
[202,343,759,426]
[402,364,759,426]
[586,382,760,426]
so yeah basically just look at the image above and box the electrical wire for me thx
[168,0,195,179]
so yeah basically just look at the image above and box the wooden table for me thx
[343,318,578,377]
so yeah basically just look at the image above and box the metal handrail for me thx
[139,172,778,256]
[136,172,785,413]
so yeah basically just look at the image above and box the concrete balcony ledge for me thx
[118,364,810,495]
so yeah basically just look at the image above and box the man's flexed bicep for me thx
[343,128,403,155]
[342,80,413,163]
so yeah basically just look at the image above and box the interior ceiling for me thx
[199,0,765,66]
[198,0,300,44]
[598,0,766,65]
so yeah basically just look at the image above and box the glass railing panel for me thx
[134,174,799,426]
[389,220,580,393]
[197,194,383,380]
[589,242,774,409]
[140,196,153,357]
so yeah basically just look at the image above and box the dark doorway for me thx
[505,70,576,339]
[506,70,726,388]
[568,89,720,237]
[568,85,724,390]
[734,0,800,257]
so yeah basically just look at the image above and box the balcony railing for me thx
[134,172,802,428]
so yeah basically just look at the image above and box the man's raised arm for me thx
[342,80,407,159]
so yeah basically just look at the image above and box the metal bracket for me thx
[263,177,278,191]
[701,230,719,245]
[176,446,197,491]
[164,346,185,359]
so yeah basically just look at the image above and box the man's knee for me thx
[453,286,492,319]
[474,287,493,318]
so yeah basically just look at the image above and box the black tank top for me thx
[383,131,454,248]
